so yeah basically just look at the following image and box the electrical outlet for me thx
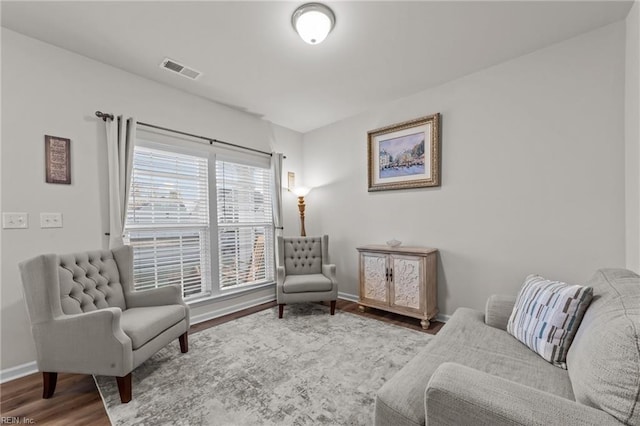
[40,212,63,228]
[2,212,29,229]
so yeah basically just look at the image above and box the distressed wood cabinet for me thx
[357,245,438,329]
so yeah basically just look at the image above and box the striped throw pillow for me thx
[507,275,593,369]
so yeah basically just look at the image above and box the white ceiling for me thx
[1,1,633,133]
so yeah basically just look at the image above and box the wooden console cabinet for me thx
[356,245,438,329]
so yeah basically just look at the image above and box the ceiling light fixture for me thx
[291,3,335,45]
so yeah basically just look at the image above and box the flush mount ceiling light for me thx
[291,3,336,45]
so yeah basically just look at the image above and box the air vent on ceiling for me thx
[159,58,202,80]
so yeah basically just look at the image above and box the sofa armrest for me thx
[125,284,183,308]
[484,294,516,330]
[34,308,133,376]
[425,363,621,426]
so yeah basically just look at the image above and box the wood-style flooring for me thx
[0,299,443,425]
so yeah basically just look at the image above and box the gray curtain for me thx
[105,116,135,248]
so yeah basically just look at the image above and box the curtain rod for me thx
[95,111,282,158]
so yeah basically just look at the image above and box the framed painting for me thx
[367,113,440,191]
[287,171,295,191]
[45,135,71,184]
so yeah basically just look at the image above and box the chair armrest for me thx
[125,284,184,308]
[484,294,516,330]
[322,264,336,282]
[277,266,285,286]
[33,308,133,376]
[425,363,620,426]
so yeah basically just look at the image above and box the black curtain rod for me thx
[95,111,281,158]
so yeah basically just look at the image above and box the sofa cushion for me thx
[507,274,593,368]
[283,274,332,293]
[567,268,640,425]
[121,305,187,350]
[375,308,575,426]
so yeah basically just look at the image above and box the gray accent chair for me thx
[19,245,190,403]
[276,235,338,318]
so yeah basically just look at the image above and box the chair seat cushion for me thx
[283,274,332,293]
[121,305,187,350]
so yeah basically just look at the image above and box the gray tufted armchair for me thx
[19,245,190,403]
[276,235,338,318]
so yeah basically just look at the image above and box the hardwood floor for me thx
[0,300,443,424]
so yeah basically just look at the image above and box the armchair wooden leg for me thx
[42,372,57,399]
[330,300,336,315]
[179,332,189,353]
[278,304,285,319]
[116,373,132,403]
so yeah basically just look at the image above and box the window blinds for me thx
[126,146,211,299]
[216,161,274,288]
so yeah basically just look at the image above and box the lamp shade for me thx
[293,186,311,197]
[292,3,335,45]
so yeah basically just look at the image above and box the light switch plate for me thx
[40,212,63,228]
[2,212,29,229]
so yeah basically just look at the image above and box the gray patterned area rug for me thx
[95,303,432,425]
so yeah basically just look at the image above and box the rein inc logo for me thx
[1,418,35,424]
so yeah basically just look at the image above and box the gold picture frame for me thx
[367,113,440,191]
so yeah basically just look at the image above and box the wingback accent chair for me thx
[19,245,190,403]
[276,235,338,318]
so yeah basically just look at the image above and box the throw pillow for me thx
[507,274,593,369]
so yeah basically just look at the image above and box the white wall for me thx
[302,22,627,315]
[626,1,640,272]
[0,28,303,371]
[269,125,306,237]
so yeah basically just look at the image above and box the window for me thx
[125,142,275,301]
[126,146,212,299]
[216,161,274,288]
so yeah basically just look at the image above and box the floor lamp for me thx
[292,186,311,237]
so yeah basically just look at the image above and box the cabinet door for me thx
[390,254,424,313]
[360,252,389,306]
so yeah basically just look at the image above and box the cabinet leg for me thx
[358,305,366,313]
[420,319,430,330]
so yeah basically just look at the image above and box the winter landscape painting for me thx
[378,132,425,179]
[367,113,441,191]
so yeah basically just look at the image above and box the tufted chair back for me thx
[279,236,328,275]
[58,250,126,314]
[20,248,131,325]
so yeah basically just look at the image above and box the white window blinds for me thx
[216,161,274,288]
[126,146,211,299]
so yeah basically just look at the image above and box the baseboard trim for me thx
[435,313,450,323]
[0,361,38,384]
[338,291,359,302]
[190,295,277,325]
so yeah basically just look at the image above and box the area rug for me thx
[95,303,433,425]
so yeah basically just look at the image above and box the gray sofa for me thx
[375,268,640,426]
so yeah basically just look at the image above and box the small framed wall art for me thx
[367,113,441,191]
[287,171,295,191]
[45,135,71,184]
